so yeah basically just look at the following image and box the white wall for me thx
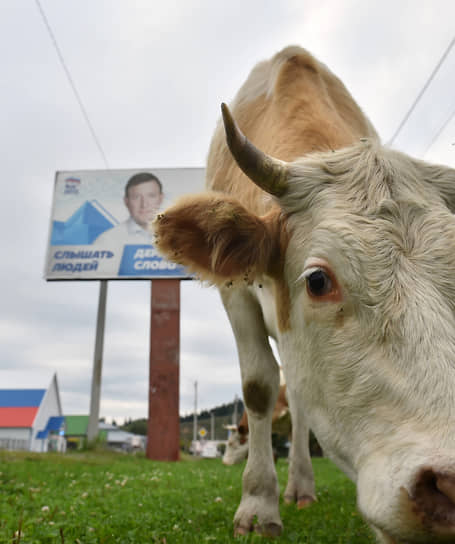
[30,374,63,452]
[0,427,30,450]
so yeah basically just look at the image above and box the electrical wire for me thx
[422,105,455,157]
[35,0,110,169]
[388,36,455,146]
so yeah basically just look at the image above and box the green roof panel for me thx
[65,415,88,436]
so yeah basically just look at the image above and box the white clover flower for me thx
[41,505,50,512]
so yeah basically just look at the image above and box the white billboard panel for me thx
[45,168,205,280]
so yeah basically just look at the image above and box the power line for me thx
[422,104,455,157]
[388,36,455,146]
[35,0,110,169]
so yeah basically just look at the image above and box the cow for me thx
[154,45,455,543]
[222,384,291,467]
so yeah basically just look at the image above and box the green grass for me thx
[0,451,375,543]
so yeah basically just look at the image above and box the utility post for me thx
[192,380,198,444]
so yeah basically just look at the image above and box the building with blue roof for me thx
[0,374,65,452]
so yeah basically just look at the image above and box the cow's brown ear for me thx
[153,192,282,285]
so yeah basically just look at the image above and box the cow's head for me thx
[154,104,455,542]
[222,424,249,465]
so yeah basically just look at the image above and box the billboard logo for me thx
[64,177,81,195]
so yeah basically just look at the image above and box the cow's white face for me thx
[277,145,455,540]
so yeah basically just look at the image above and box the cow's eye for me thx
[306,269,333,297]
[300,260,342,302]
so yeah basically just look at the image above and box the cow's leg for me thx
[371,526,398,544]
[221,286,282,536]
[283,388,316,507]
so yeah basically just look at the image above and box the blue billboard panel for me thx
[118,245,187,277]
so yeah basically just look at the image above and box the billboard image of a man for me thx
[95,172,163,246]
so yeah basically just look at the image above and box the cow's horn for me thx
[221,103,288,197]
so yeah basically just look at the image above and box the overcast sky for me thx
[1,1,454,423]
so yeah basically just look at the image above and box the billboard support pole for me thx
[87,280,108,443]
[147,279,180,461]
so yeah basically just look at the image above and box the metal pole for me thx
[193,381,198,443]
[87,280,108,443]
[211,411,215,440]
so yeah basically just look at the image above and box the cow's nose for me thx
[407,467,455,532]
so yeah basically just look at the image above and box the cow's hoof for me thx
[234,521,282,538]
[234,525,251,537]
[254,522,282,537]
[297,494,316,509]
[284,493,316,508]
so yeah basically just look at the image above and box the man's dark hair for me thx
[125,172,162,197]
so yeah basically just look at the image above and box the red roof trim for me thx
[0,407,39,427]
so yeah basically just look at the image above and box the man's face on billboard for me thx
[124,180,163,228]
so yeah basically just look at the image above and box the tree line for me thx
[121,398,244,436]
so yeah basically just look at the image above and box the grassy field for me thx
[0,450,375,543]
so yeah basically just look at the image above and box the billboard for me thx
[45,168,205,280]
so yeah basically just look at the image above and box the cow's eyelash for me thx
[301,267,323,279]
[297,267,323,285]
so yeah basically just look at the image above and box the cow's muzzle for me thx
[405,466,455,533]
[358,452,455,543]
